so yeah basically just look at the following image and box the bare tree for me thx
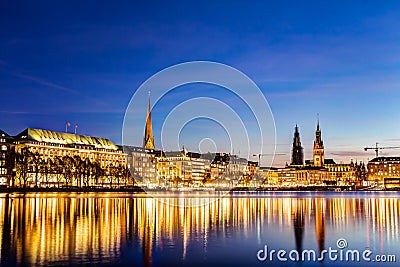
[62,156,75,187]
[30,152,43,187]
[53,156,64,188]
[15,147,31,188]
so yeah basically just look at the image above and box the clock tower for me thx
[313,117,324,168]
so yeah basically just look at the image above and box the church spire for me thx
[143,91,155,150]
[291,124,304,166]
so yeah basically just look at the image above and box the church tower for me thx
[313,117,324,167]
[143,92,155,150]
[291,124,304,165]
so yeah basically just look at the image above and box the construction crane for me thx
[253,153,286,167]
[364,142,400,158]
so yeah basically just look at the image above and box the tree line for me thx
[13,147,133,188]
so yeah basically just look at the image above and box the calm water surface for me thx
[0,192,398,266]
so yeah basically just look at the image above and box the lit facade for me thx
[123,146,157,186]
[155,150,211,187]
[0,130,14,186]
[367,157,400,186]
[13,128,127,187]
[324,160,364,186]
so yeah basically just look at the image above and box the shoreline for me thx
[0,187,398,193]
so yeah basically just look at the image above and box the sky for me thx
[1,0,400,166]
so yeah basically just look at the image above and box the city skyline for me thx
[1,1,400,167]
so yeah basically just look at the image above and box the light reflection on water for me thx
[0,192,398,266]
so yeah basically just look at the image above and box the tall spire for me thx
[313,115,324,167]
[143,91,155,150]
[291,124,304,165]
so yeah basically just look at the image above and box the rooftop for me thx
[15,128,118,150]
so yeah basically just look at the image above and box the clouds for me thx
[0,1,399,165]
[14,73,79,94]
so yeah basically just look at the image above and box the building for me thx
[13,128,128,187]
[261,118,367,187]
[154,149,210,187]
[188,152,211,186]
[367,157,400,187]
[123,146,157,186]
[324,159,365,186]
[263,166,330,187]
[313,119,325,168]
[0,130,14,187]
[226,155,247,186]
[291,125,304,166]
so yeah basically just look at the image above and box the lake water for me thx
[0,192,398,266]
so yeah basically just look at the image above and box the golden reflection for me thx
[0,193,398,266]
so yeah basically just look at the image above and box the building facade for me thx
[367,157,400,187]
[0,130,14,186]
[123,146,157,186]
[13,128,128,187]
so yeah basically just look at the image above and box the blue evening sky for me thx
[1,1,400,166]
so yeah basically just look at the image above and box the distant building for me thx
[0,130,14,186]
[264,166,330,186]
[324,159,365,186]
[291,125,304,166]
[367,157,400,186]
[313,119,325,168]
[261,118,366,187]
[226,155,247,186]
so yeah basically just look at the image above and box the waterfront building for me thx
[123,146,157,186]
[262,119,365,187]
[291,125,304,166]
[155,149,210,187]
[0,130,14,186]
[367,156,400,187]
[209,153,230,179]
[263,167,330,186]
[226,155,247,186]
[13,128,127,187]
[188,152,211,186]
[324,160,365,186]
[258,167,278,185]
[243,160,259,186]
[157,150,192,186]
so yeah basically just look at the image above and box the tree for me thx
[73,155,84,187]
[82,158,92,187]
[92,161,103,186]
[53,156,64,188]
[30,152,43,187]
[62,156,75,187]
[15,147,31,188]
[42,158,53,187]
